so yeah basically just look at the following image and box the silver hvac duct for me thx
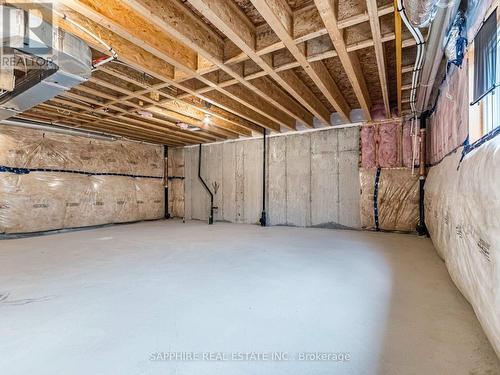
[415,0,460,114]
[0,5,92,120]
[0,118,118,141]
[403,0,440,28]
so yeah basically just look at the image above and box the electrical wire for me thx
[397,0,426,117]
[53,9,118,70]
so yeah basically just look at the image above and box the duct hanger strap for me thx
[373,167,382,232]
[0,165,163,179]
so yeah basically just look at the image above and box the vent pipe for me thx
[0,5,92,121]
[403,0,439,28]
[415,0,460,114]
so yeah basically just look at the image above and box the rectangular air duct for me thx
[0,5,92,120]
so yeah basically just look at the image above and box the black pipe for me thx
[198,144,215,224]
[416,111,430,236]
[259,128,267,227]
[164,145,170,219]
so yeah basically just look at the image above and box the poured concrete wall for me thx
[183,126,361,228]
[184,139,263,224]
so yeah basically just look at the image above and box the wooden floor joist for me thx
[61,0,292,131]
[314,0,372,121]
[250,0,351,123]
[367,0,390,118]
[119,0,309,129]
[3,0,414,144]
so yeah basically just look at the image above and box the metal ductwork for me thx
[415,0,460,114]
[0,5,91,121]
[403,0,440,28]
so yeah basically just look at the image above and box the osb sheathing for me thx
[292,67,336,112]
[357,47,384,106]
[233,0,266,25]
[322,57,360,109]
[385,40,398,109]
[338,0,367,20]
[287,0,314,11]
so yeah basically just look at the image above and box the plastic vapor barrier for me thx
[425,138,500,357]
[427,64,469,165]
[360,120,418,168]
[360,168,419,232]
[0,125,164,234]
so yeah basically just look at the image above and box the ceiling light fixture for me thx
[203,114,211,125]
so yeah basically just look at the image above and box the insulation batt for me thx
[0,126,164,234]
[360,120,418,168]
[425,138,500,357]
[360,168,419,232]
[0,125,163,176]
[427,64,468,165]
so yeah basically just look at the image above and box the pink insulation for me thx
[378,122,400,167]
[360,120,407,168]
[360,125,376,168]
[428,64,469,165]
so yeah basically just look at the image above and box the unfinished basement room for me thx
[0,0,499,373]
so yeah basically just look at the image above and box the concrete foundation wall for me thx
[182,126,361,228]
[184,139,263,224]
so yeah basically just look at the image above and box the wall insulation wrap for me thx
[425,138,500,356]
[0,125,164,234]
[427,64,469,165]
[360,120,419,168]
[183,127,361,228]
[359,168,419,231]
[167,147,185,218]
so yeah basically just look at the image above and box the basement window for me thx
[468,7,500,142]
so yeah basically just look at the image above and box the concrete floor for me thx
[1,220,498,375]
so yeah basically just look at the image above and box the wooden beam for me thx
[22,107,187,145]
[314,0,372,120]
[177,33,416,100]
[394,0,403,115]
[7,0,283,132]
[80,76,242,139]
[182,0,331,125]
[122,0,308,128]
[178,31,415,85]
[250,0,351,123]
[2,0,177,80]
[49,94,220,143]
[95,66,259,136]
[64,0,198,70]
[60,0,289,131]
[221,3,395,68]
[367,0,390,118]
[61,90,226,141]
